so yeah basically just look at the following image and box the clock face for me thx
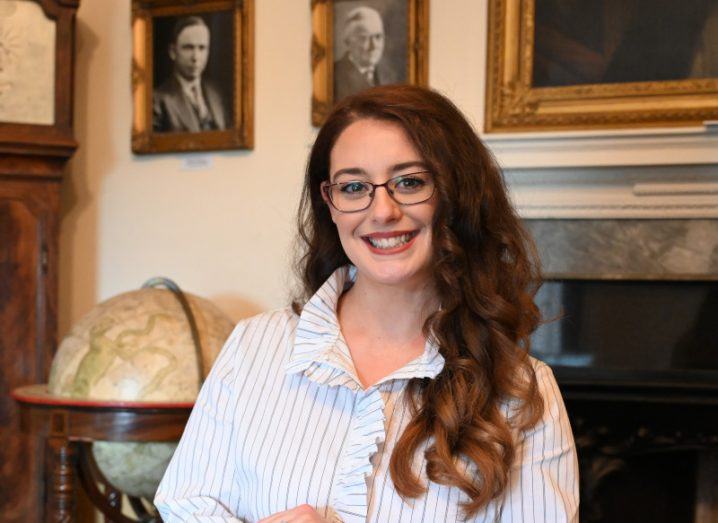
[0,0,55,125]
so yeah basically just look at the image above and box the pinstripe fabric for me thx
[155,266,579,522]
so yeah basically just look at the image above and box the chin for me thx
[356,260,432,288]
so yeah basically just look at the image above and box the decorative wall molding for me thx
[484,126,718,168]
[632,182,718,196]
[510,175,718,219]
[516,201,718,219]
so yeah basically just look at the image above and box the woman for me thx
[155,85,579,522]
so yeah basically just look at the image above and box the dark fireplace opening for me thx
[589,450,697,523]
[530,277,718,522]
[533,278,718,383]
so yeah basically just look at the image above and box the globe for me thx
[48,281,235,500]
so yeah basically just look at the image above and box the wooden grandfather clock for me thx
[0,0,80,521]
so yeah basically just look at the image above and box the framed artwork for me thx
[485,0,718,133]
[311,0,429,126]
[131,0,253,154]
[0,0,78,155]
[0,0,56,126]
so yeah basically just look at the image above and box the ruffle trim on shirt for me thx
[374,335,445,385]
[286,266,366,390]
[293,356,363,392]
[284,265,448,519]
[333,387,387,523]
[288,324,364,391]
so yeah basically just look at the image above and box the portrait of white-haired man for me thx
[333,5,399,101]
[152,15,230,133]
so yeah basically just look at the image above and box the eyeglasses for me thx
[321,171,435,213]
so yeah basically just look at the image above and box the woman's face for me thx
[325,118,437,290]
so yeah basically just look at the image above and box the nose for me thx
[369,186,402,223]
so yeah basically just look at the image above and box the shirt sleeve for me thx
[154,322,248,522]
[499,363,580,523]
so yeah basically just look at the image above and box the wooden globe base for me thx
[77,441,157,522]
[12,385,193,522]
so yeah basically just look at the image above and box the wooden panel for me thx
[0,197,43,521]
[0,180,59,523]
[0,0,79,518]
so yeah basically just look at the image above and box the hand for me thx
[258,504,330,523]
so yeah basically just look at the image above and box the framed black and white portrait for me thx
[132,0,254,154]
[311,0,428,126]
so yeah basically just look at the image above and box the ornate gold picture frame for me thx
[132,0,253,154]
[485,0,718,133]
[311,0,429,126]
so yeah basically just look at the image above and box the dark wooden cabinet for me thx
[0,0,79,520]
[0,176,62,522]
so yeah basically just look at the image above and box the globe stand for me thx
[12,385,193,522]
[77,441,157,522]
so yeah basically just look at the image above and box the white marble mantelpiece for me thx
[507,165,718,219]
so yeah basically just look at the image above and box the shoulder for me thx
[502,358,579,520]
[154,76,180,98]
[224,307,297,355]
[153,78,181,116]
[202,77,222,98]
[209,307,298,379]
[202,78,223,94]
[529,357,562,402]
[333,54,354,74]
[529,355,553,379]
[376,59,399,83]
[499,357,566,432]
[236,306,297,337]
[518,357,572,443]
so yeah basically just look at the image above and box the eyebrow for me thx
[331,161,429,180]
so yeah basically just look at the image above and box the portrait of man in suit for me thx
[333,5,402,102]
[152,15,230,133]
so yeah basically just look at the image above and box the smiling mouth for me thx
[363,231,419,250]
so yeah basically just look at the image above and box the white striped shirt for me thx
[155,266,579,522]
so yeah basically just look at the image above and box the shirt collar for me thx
[347,54,376,77]
[175,73,201,97]
[285,266,445,390]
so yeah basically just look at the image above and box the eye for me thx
[393,174,427,193]
[339,181,370,196]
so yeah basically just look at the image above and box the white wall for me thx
[58,0,482,332]
[58,0,718,334]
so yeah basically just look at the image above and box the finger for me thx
[258,505,326,523]
[257,510,292,523]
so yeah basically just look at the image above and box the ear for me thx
[320,182,330,204]
[320,183,338,223]
[169,44,177,62]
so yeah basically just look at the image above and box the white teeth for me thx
[367,233,413,249]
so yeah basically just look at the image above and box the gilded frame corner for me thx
[485,0,718,133]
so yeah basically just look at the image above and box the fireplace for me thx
[525,219,718,523]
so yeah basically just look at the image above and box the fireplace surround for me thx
[526,219,718,523]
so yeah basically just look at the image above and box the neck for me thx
[175,72,200,87]
[339,273,438,344]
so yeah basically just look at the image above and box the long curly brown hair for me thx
[295,85,544,517]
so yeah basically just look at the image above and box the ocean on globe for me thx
[48,284,235,499]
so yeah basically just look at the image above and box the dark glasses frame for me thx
[320,171,435,213]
